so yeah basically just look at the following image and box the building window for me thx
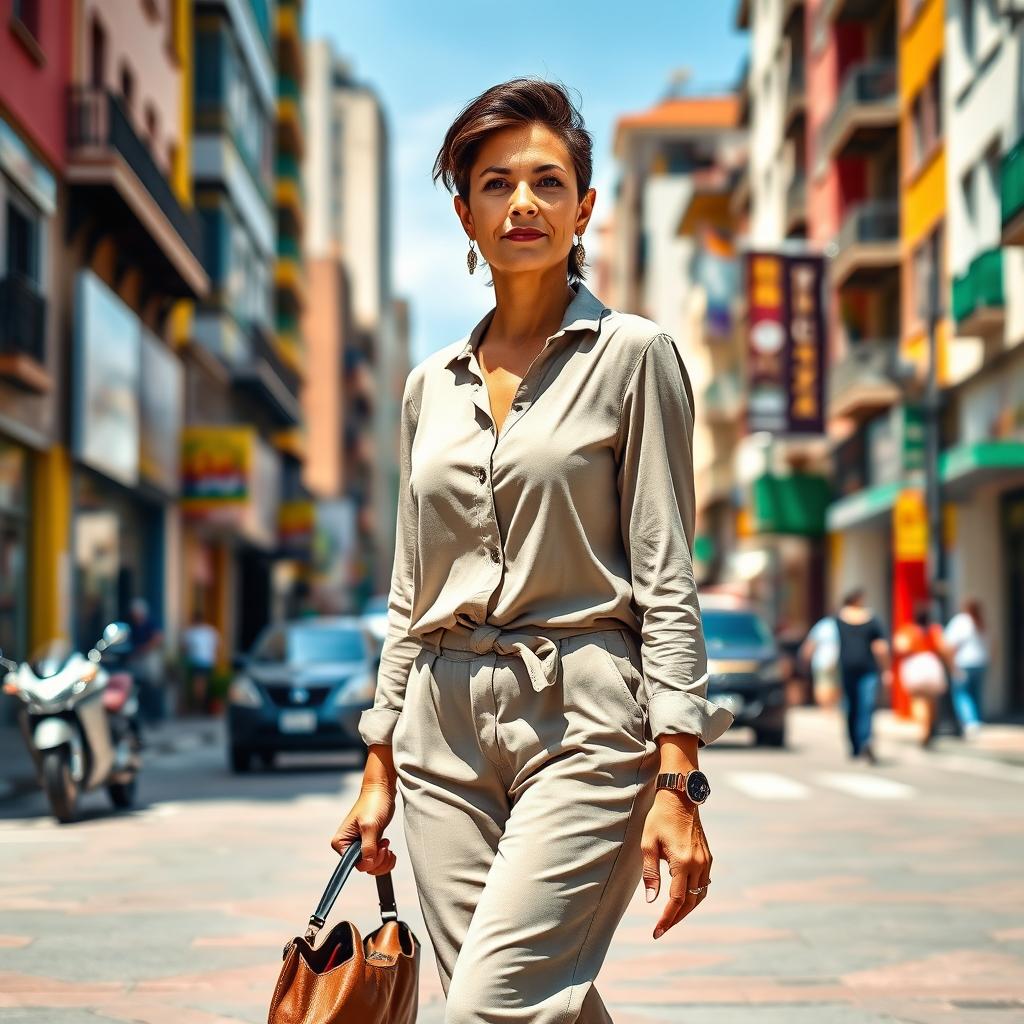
[911,224,944,323]
[90,16,106,87]
[5,192,41,287]
[120,63,136,113]
[908,62,943,173]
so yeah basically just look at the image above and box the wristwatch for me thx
[656,769,711,805]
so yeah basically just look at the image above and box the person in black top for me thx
[834,588,892,764]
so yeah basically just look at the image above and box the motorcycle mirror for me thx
[100,621,132,649]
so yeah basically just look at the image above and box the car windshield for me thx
[702,610,773,651]
[252,625,367,665]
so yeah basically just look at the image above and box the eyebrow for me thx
[478,163,566,177]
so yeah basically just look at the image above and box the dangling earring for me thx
[573,232,586,273]
[467,239,478,275]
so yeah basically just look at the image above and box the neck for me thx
[486,267,576,348]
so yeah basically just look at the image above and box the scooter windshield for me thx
[28,640,74,679]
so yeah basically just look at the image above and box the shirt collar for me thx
[445,280,609,369]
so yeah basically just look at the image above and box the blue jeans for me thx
[951,664,984,728]
[840,669,879,756]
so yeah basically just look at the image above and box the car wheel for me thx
[754,726,786,748]
[230,746,253,773]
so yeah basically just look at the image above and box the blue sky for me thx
[307,2,746,366]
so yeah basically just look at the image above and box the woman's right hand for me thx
[330,783,398,876]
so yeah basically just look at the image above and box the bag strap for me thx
[305,840,400,943]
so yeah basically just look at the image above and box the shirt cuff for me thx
[358,707,402,748]
[646,682,735,747]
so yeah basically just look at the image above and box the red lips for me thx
[504,229,546,239]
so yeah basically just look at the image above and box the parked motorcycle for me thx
[0,622,142,824]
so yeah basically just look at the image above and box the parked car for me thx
[360,594,389,655]
[701,597,787,747]
[226,617,378,772]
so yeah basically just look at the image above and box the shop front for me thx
[0,438,28,700]
[70,270,183,649]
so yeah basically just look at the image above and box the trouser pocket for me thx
[595,630,645,726]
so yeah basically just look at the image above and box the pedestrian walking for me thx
[943,598,988,736]
[800,612,840,707]
[327,78,734,1022]
[182,609,220,714]
[835,589,891,764]
[895,601,954,748]
[127,597,165,725]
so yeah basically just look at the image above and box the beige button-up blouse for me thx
[358,280,734,750]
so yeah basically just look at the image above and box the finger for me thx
[641,841,661,903]
[653,860,688,937]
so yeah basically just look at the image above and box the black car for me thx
[701,600,787,747]
[226,617,378,772]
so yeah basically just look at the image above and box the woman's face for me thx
[455,122,595,279]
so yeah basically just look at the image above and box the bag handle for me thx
[305,840,399,943]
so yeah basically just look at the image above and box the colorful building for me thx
[0,1,71,715]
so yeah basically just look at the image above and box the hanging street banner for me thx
[744,250,827,435]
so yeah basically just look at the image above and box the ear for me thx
[454,194,474,238]
[575,186,597,235]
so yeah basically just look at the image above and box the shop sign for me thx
[745,251,826,435]
[279,499,315,556]
[182,426,280,549]
[0,117,56,214]
[893,488,928,562]
[140,329,183,496]
[73,271,141,488]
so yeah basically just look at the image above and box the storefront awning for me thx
[940,440,1024,499]
[826,481,901,533]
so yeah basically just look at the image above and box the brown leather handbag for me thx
[268,839,421,1022]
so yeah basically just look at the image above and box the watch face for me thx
[686,770,711,804]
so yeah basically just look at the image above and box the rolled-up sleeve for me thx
[615,333,734,747]
[358,379,421,748]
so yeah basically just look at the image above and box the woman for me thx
[835,589,891,764]
[799,612,840,708]
[329,78,733,1022]
[944,598,988,736]
[895,601,955,747]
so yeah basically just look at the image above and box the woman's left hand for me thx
[641,790,712,939]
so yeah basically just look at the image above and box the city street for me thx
[1,709,1022,1024]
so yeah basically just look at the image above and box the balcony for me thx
[831,200,900,289]
[783,61,806,135]
[231,324,303,427]
[819,0,890,24]
[66,86,208,298]
[952,248,1005,339]
[1002,133,1024,247]
[276,3,304,80]
[275,243,306,311]
[785,174,807,236]
[828,338,902,420]
[817,62,898,165]
[276,73,304,157]
[0,274,49,392]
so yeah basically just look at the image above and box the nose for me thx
[509,180,539,216]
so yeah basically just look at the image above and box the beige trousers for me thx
[392,624,659,1024]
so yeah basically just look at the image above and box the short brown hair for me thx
[433,77,593,285]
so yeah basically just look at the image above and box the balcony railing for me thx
[0,272,46,365]
[1002,133,1024,246]
[818,61,897,163]
[829,338,902,418]
[67,86,203,263]
[837,199,899,249]
[952,248,1004,328]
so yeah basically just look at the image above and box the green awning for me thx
[827,481,902,533]
[940,439,1024,498]
[753,474,830,536]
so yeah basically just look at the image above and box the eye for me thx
[483,176,564,191]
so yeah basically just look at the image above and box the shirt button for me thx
[474,466,486,482]
[490,547,501,563]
